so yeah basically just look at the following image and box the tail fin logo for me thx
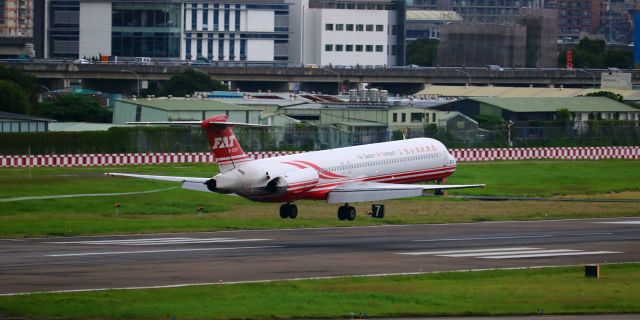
[212,136,235,150]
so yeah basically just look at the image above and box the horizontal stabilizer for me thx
[327,181,485,204]
[106,172,210,183]
[181,181,212,192]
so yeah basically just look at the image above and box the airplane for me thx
[107,114,485,220]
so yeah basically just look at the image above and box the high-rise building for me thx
[555,0,602,42]
[0,0,33,36]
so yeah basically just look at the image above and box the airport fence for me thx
[1,146,638,168]
[1,125,639,156]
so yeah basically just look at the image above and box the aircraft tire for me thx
[288,204,298,219]
[279,204,290,219]
[337,206,347,220]
[346,206,356,221]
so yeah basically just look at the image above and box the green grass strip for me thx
[1,264,638,319]
[0,160,639,237]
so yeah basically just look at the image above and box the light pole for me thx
[455,69,471,86]
[38,84,50,102]
[577,69,596,88]
[322,67,341,94]
[38,84,50,95]
[120,69,140,97]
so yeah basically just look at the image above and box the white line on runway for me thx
[481,251,620,259]
[46,237,271,246]
[596,221,640,225]
[397,247,539,256]
[440,249,582,257]
[397,247,621,259]
[412,232,613,242]
[46,245,283,257]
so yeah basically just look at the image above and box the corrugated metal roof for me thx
[337,121,386,127]
[49,122,126,132]
[118,98,257,111]
[0,111,54,122]
[469,97,639,112]
[406,10,463,21]
[419,85,640,100]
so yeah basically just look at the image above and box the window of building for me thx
[335,44,343,51]
[365,45,373,52]
[336,24,344,31]
[223,4,230,31]
[202,4,209,30]
[432,113,436,122]
[366,24,373,31]
[235,4,241,30]
[325,44,333,51]
[191,3,197,30]
[356,24,364,31]
[411,113,423,123]
[325,23,333,31]
[375,45,383,52]
[376,24,384,32]
[391,45,396,55]
[213,5,219,30]
[346,44,353,51]
[392,113,397,122]
[391,25,397,35]
[355,45,363,52]
[401,113,406,122]
[346,24,354,31]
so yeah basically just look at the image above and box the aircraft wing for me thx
[326,181,485,204]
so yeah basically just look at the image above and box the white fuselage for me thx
[214,138,457,202]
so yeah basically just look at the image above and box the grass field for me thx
[0,263,638,319]
[0,160,639,237]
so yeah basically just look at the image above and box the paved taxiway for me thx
[1,217,639,295]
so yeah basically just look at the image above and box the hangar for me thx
[433,97,640,125]
[112,97,262,124]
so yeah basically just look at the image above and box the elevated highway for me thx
[4,61,638,94]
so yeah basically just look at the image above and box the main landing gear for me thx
[279,203,298,219]
[337,204,356,221]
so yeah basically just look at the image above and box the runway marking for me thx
[397,247,621,259]
[46,245,284,257]
[596,221,640,225]
[481,251,620,259]
[412,232,614,242]
[46,237,272,246]
[397,247,538,256]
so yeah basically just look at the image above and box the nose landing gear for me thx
[337,204,356,221]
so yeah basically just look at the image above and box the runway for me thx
[1,217,639,295]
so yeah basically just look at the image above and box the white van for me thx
[134,57,153,65]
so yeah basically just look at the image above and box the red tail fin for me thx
[201,115,251,171]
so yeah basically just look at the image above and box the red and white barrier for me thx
[0,147,638,168]
[449,146,640,161]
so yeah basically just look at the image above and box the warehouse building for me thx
[112,97,261,124]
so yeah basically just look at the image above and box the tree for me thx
[40,94,112,123]
[557,38,633,69]
[0,80,31,114]
[583,91,624,102]
[555,108,571,127]
[157,69,227,97]
[0,64,40,113]
[406,39,438,67]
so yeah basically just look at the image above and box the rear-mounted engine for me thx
[266,168,319,195]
